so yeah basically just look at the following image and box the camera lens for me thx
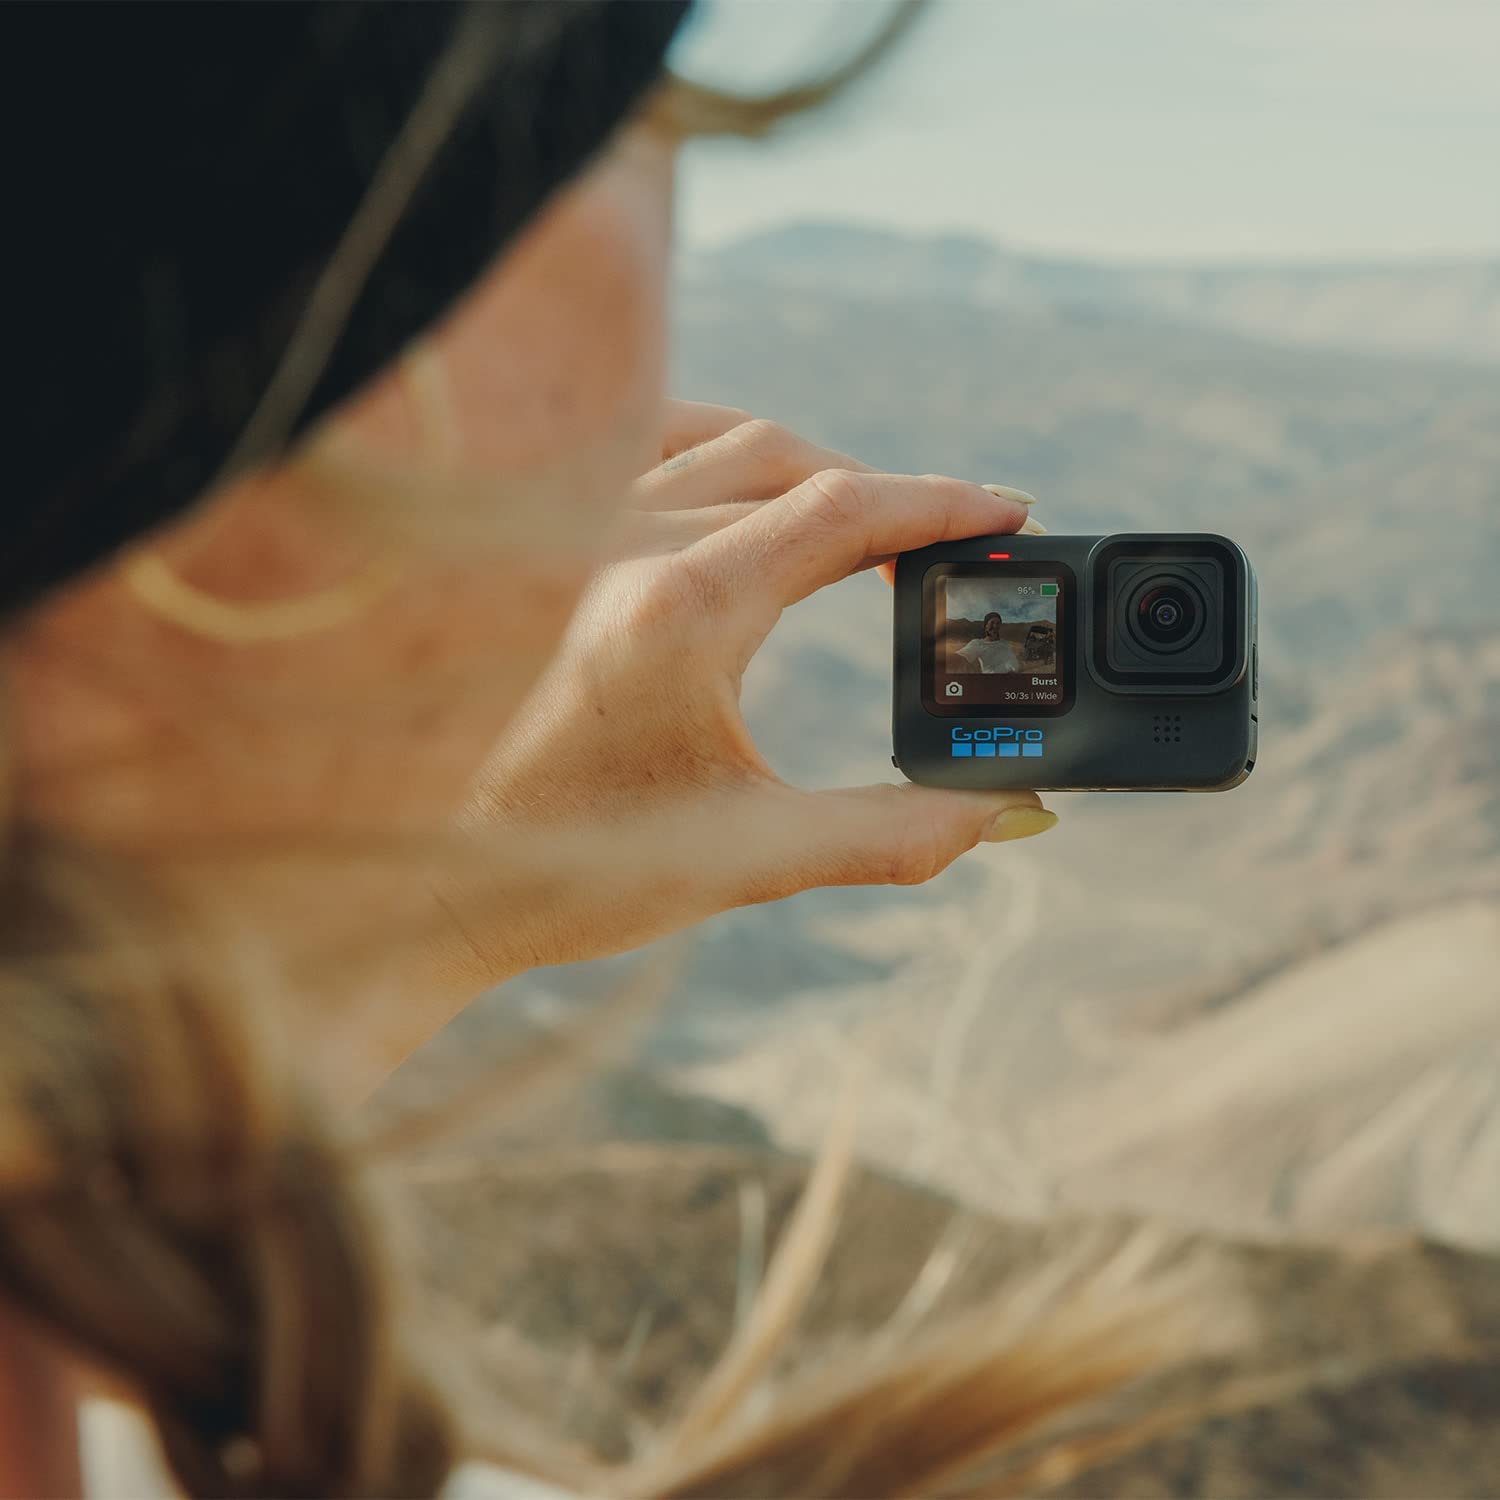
[1133,581,1201,649]
[1103,550,1233,683]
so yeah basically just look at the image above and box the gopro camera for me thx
[893,534,1258,791]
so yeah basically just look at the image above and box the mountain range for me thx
[397,222,1500,1242]
[686,222,1500,366]
[665,224,1499,1244]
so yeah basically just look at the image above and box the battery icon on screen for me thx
[1040,583,1059,597]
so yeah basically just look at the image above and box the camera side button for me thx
[1252,643,1259,700]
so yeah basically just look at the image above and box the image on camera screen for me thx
[933,574,1063,707]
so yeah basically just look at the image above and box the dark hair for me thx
[984,611,1004,626]
[5,0,689,618]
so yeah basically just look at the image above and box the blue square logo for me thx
[976,742,997,757]
[1022,742,1044,757]
[951,742,973,757]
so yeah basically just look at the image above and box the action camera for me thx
[892,534,1258,791]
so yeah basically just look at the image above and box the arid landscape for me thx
[390,226,1500,1492]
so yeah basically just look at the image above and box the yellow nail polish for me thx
[1020,516,1048,535]
[984,807,1059,844]
[982,483,1037,506]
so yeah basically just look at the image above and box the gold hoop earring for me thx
[121,339,453,645]
[121,551,400,647]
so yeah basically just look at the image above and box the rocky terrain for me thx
[404,1145,1500,1497]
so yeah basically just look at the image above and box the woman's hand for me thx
[437,403,1055,987]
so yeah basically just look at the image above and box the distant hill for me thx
[1044,902,1500,1241]
[687,222,1500,365]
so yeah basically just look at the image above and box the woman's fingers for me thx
[873,485,1037,588]
[696,470,1032,613]
[634,417,869,512]
[659,399,754,460]
[736,782,1057,901]
[619,500,768,556]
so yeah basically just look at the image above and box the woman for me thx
[957,613,1024,675]
[0,5,1140,1496]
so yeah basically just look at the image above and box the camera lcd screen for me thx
[925,567,1066,711]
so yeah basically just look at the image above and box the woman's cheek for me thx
[331,126,672,554]
[291,129,676,741]
[434,127,673,489]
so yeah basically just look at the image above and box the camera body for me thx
[893,533,1258,791]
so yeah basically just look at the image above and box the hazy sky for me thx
[945,577,1055,625]
[670,0,1500,263]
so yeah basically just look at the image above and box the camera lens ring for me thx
[1128,577,1204,653]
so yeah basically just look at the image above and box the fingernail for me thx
[1020,516,1048,535]
[982,483,1036,506]
[984,806,1059,844]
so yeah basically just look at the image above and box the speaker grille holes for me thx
[1152,713,1184,745]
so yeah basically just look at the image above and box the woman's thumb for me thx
[765,782,1058,893]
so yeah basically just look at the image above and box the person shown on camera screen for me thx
[955,611,1023,673]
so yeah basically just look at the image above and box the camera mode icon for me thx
[944,681,964,697]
